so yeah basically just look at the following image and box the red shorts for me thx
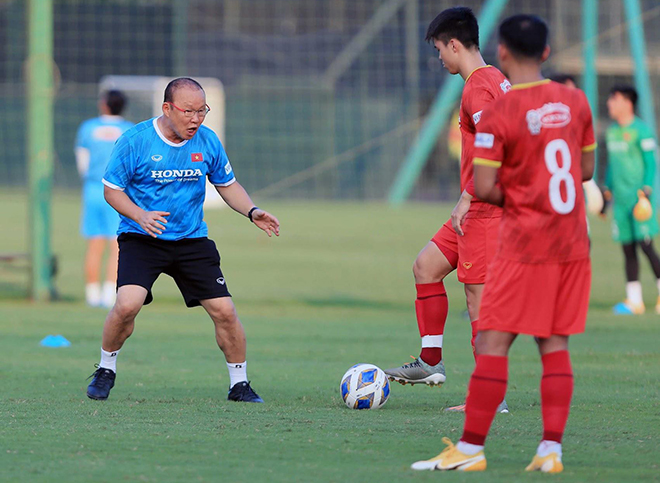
[431,217,500,284]
[478,257,591,338]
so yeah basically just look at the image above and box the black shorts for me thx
[117,233,231,307]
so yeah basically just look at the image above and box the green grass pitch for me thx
[1,190,658,482]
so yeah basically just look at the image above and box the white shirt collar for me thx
[153,117,189,147]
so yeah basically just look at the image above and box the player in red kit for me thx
[385,8,511,413]
[411,15,596,472]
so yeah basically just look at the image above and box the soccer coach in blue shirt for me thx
[87,77,279,403]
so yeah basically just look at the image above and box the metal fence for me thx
[3,0,660,200]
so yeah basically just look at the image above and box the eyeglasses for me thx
[168,102,210,118]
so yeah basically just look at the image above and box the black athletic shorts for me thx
[117,233,231,307]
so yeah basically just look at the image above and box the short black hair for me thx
[499,14,548,60]
[548,73,577,86]
[103,90,126,115]
[425,7,479,49]
[610,84,638,108]
[163,77,204,103]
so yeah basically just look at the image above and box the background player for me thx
[86,78,280,403]
[75,90,133,308]
[411,14,596,472]
[385,8,510,412]
[548,72,577,89]
[602,85,660,315]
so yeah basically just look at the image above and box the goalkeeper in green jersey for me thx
[603,85,660,315]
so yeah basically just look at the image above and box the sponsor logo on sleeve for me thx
[500,79,512,93]
[472,110,483,125]
[641,138,656,151]
[526,102,571,135]
[475,133,495,149]
[224,162,233,175]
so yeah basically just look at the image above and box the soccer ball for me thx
[340,363,390,410]
[634,190,653,222]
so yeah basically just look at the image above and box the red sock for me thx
[470,320,479,361]
[541,350,573,443]
[415,282,447,366]
[461,355,508,446]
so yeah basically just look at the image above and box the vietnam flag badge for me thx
[191,153,203,162]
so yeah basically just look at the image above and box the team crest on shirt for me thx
[525,102,571,135]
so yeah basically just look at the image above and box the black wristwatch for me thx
[248,206,259,222]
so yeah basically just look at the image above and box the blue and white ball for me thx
[340,363,390,410]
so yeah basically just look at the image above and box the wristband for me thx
[248,206,259,222]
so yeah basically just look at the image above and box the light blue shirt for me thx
[103,117,236,240]
[75,115,134,184]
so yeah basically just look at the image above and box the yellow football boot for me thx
[525,453,563,473]
[411,438,486,471]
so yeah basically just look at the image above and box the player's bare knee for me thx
[413,252,448,284]
[412,256,429,283]
[111,298,141,323]
[208,302,238,326]
[464,284,483,320]
[536,335,569,355]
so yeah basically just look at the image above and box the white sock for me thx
[99,348,120,372]
[656,278,660,296]
[86,283,101,307]
[537,440,562,457]
[421,334,443,348]
[102,281,116,308]
[226,361,247,388]
[457,441,484,455]
[626,281,643,305]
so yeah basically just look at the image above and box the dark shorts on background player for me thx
[117,233,231,307]
[478,257,591,338]
[431,217,500,284]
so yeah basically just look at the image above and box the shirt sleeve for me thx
[207,134,236,187]
[463,88,498,195]
[639,124,657,189]
[464,178,476,197]
[102,133,135,191]
[464,90,495,130]
[472,105,506,168]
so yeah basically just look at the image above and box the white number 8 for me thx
[544,139,575,214]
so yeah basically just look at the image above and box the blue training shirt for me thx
[76,115,134,184]
[102,117,236,240]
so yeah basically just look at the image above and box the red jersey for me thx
[472,80,597,263]
[459,65,511,219]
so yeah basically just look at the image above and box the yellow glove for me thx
[633,190,653,222]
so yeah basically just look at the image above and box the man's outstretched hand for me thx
[252,209,280,237]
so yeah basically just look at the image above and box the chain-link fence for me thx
[2,0,660,200]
